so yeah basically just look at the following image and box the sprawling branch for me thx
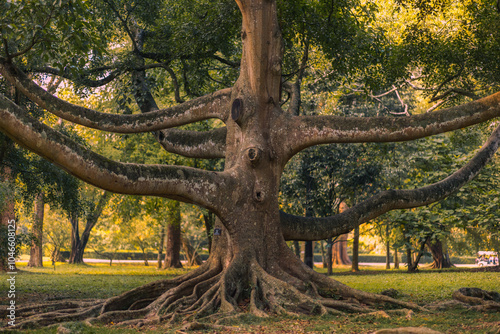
[157,127,226,159]
[0,60,231,133]
[0,94,230,209]
[281,123,500,241]
[285,91,500,157]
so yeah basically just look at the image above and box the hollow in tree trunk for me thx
[27,193,44,267]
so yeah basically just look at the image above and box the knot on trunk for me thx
[246,146,262,166]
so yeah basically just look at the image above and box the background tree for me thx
[3,0,500,327]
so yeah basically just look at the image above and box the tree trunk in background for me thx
[332,203,351,266]
[408,238,428,272]
[69,191,110,264]
[51,247,65,262]
[427,239,454,269]
[394,248,399,269]
[157,226,165,269]
[332,234,351,265]
[327,238,333,275]
[320,241,327,268]
[163,201,183,269]
[28,193,44,267]
[406,247,413,271]
[304,241,314,268]
[181,235,202,266]
[352,227,359,272]
[385,224,390,270]
[68,213,83,264]
[293,240,300,258]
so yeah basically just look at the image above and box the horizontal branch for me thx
[0,60,231,133]
[281,123,500,241]
[157,127,226,159]
[0,94,230,209]
[285,91,500,157]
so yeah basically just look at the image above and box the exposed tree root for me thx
[452,287,500,311]
[2,256,430,330]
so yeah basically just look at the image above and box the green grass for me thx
[1,263,499,333]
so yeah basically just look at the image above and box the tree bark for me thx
[352,227,360,272]
[163,201,183,269]
[27,193,44,267]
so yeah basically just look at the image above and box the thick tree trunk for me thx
[427,239,454,269]
[352,227,359,272]
[28,193,44,267]
[163,201,183,269]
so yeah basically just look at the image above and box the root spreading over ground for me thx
[2,256,432,330]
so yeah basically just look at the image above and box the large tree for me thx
[2,0,500,328]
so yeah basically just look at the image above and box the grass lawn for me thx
[1,262,499,333]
